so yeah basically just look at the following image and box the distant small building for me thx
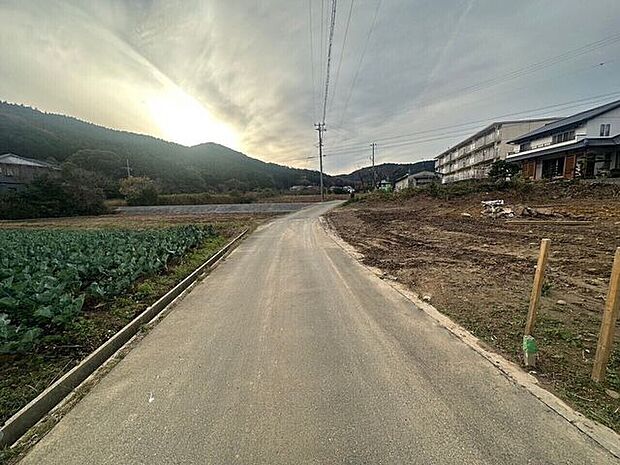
[378,180,392,192]
[0,153,59,192]
[328,185,355,194]
[394,170,440,191]
[290,185,319,193]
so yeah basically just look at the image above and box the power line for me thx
[321,0,338,123]
[338,0,382,127]
[325,127,482,158]
[308,0,318,120]
[443,32,620,100]
[290,91,620,165]
[313,0,338,202]
[294,91,620,165]
[374,32,620,125]
[328,0,354,113]
[325,90,620,153]
[320,0,325,88]
[303,11,620,173]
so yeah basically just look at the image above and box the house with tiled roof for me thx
[507,99,620,180]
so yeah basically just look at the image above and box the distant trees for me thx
[119,176,159,206]
[0,166,107,220]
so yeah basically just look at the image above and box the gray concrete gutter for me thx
[0,229,248,449]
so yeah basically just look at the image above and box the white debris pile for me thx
[481,200,515,219]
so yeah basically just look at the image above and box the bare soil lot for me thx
[328,181,620,431]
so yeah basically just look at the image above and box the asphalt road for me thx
[117,202,311,215]
[21,202,616,464]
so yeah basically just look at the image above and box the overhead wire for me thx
[438,32,620,100]
[324,90,620,154]
[303,11,620,171]
[321,0,338,124]
[327,0,355,113]
[308,0,318,120]
[307,91,620,164]
[368,31,620,126]
[337,0,382,127]
[293,88,620,165]
[319,0,325,91]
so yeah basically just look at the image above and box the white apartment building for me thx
[435,119,557,184]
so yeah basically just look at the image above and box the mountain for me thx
[333,161,436,189]
[0,101,437,195]
[0,101,324,193]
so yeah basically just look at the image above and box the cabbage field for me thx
[0,225,216,354]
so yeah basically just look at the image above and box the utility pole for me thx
[315,122,326,201]
[125,159,132,178]
[370,142,377,189]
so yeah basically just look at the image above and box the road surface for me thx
[118,202,311,215]
[21,202,616,464]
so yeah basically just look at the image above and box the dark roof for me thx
[507,135,620,162]
[509,99,620,144]
[411,170,438,178]
[0,153,59,169]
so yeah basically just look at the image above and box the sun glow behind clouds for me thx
[147,88,240,149]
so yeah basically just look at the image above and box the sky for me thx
[1,0,620,175]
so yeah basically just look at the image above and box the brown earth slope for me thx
[328,181,620,431]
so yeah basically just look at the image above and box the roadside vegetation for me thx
[0,215,257,433]
[0,166,108,220]
[329,179,620,432]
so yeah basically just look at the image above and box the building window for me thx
[600,123,611,137]
[520,142,531,152]
[542,157,565,179]
[552,130,575,144]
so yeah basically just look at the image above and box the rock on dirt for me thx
[606,389,620,400]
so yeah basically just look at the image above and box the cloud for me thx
[1,0,620,174]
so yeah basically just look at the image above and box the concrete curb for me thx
[0,229,248,449]
[320,216,620,459]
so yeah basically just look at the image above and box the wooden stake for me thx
[525,239,551,336]
[592,247,620,382]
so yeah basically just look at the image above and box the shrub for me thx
[488,160,520,181]
[0,167,107,220]
[119,176,159,206]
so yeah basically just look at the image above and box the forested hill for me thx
[0,102,323,193]
[333,161,436,188]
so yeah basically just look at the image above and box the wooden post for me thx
[592,247,620,382]
[525,239,551,336]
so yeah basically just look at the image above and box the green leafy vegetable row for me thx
[0,225,215,353]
